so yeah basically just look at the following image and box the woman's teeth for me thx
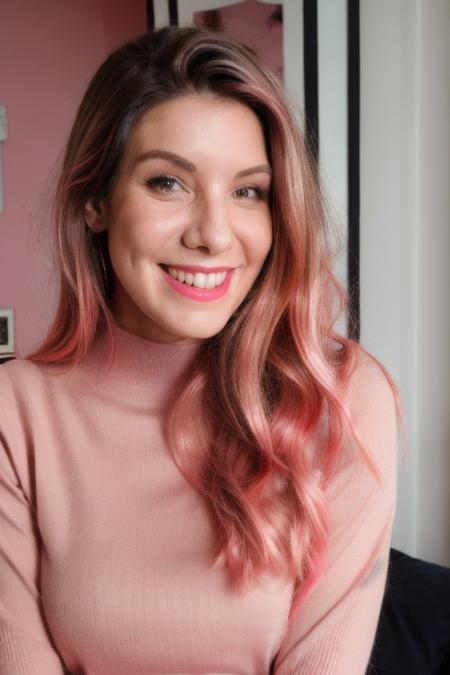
[167,267,227,289]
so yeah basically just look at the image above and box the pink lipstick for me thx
[159,265,235,302]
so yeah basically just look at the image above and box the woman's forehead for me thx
[123,95,270,170]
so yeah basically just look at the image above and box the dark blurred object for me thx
[0,356,15,364]
[368,548,450,674]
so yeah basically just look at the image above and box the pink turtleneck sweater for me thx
[0,323,399,674]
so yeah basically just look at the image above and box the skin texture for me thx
[84,95,273,344]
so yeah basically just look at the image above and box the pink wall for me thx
[0,0,146,357]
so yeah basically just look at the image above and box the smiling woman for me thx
[84,95,273,343]
[0,25,404,675]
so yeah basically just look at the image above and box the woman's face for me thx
[89,94,273,344]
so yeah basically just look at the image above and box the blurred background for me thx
[0,0,448,569]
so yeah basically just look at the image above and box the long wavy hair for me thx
[28,26,405,622]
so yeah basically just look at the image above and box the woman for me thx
[0,26,403,674]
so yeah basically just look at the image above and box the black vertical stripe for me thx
[303,0,319,163]
[347,0,360,341]
[169,0,179,26]
[146,1,155,30]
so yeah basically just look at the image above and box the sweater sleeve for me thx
[0,366,65,674]
[272,354,400,675]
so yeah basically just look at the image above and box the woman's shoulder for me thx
[0,359,46,480]
[0,356,60,398]
[0,357,82,479]
[321,346,401,487]
[342,348,399,426]
[0,357,76,429]
[0,357,40,398]
[1,355,45,379]
[343,347,400,477]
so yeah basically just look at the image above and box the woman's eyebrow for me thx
[133,149,272,178]
[235,165,272,178]
[134,150,196,172]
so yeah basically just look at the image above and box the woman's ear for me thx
[84,199,106,233]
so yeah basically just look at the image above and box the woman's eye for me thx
[146,175,182,194]
[233,186,268,201]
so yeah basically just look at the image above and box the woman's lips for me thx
[159,265,234,302]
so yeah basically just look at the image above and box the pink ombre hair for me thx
[28,27,405,621]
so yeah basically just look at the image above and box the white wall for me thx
[317,0,348,321]
[360,0,450,564]
[414,0,450,564]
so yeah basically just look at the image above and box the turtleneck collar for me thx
[83,321,203,391]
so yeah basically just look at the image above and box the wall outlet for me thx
[0,309,14,354]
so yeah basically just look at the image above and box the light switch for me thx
[0,106,7,142]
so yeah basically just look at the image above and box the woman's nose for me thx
[181,196,234,256]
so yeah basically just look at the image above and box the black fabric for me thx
[367,548,450,674]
